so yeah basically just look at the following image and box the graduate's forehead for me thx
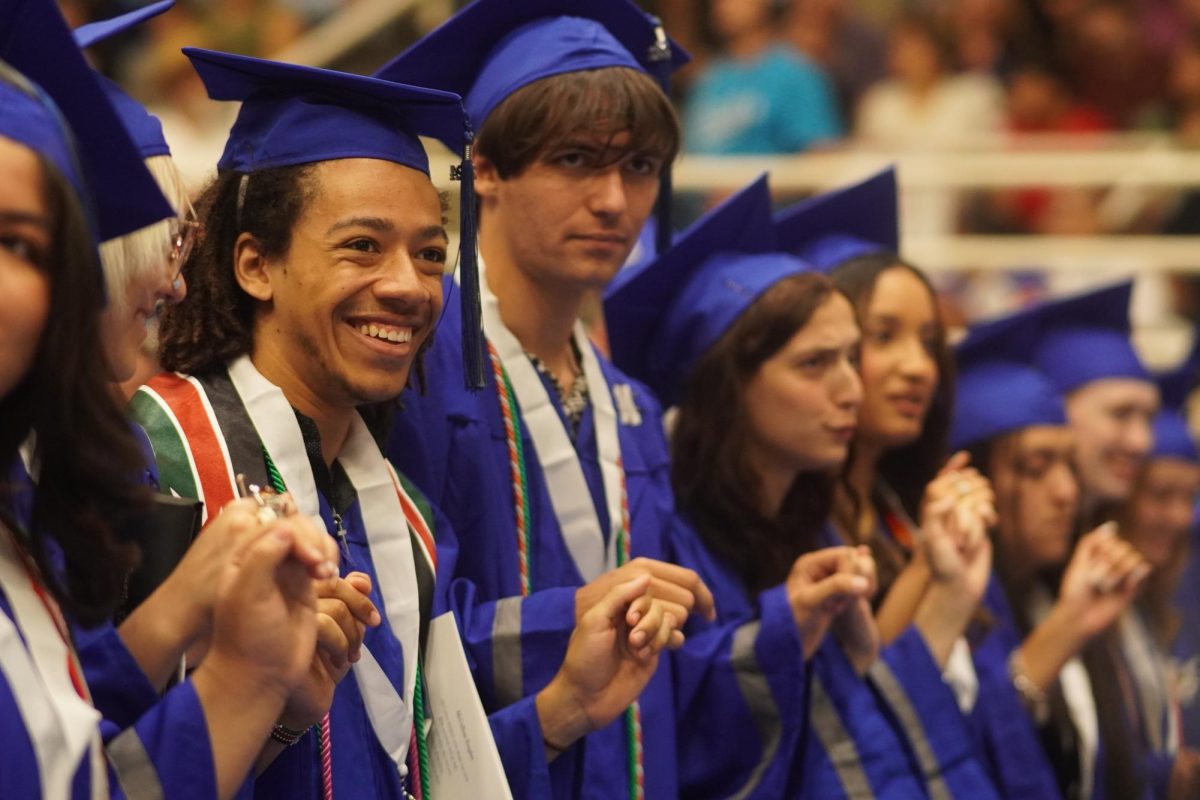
[297,159,443,228]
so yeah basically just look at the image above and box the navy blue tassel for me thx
[458,134,486,390]
[646,17,673,255]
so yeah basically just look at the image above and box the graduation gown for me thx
[131,356,549,799]
[966,578,1062,799]
[0,524,217,800]
[1171,521,1200,749]
[2,457,219,800]
[670,516,946,798]
[869,495,1042,799]
[392,281,808,797]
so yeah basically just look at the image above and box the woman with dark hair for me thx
[774,169,1067,799]
[772,170,972,609]
[607,176,999,798]
[949,295,1199,800]
[0,34,337,800]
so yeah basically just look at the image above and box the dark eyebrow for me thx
[0,211,50,230]
[554,139,603,152]
[326,216,395,236]
[419,225,449,244]
[792,345,840,360]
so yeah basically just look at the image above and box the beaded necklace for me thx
[263,448,431,800]
[486,342,645,800]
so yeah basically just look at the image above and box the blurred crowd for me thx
[62,0,1200,235]
[60,0,1200,342]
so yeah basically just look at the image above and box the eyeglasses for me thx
[168,193,203,290]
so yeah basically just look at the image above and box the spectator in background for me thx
[683,0,842,155]
[856,11,1004,235]
[782,0,887,128]
[948,0,1055,78]
[1059,0,1166,128]
[996,59,1112,234]
[1007,59,1111,135]
[856,11,1005,149]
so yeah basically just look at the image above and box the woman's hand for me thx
[191,513,338,798]
[1057,522,1148,640]
[829,547,881,674]
[785,546,876,661]
[119,496,307,689]
[1018,522,1150,693]
[919,452,996,600]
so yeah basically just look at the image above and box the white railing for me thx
[672,140,1200,273]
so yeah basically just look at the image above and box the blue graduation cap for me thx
[0,0,174,241]
[951,305,1067,451]
[73,0,173,47]
[1029,281,1150,395]
[1150,336,1200,462]
[605,175,816,406]
[1151,409,1196,462]
[374,0,689,256]
[0,66,84,198]
[74,0,174,160]
[774,167,899,272]
[184,47,487,388]
[375,0,687,131]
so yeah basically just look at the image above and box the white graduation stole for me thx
[479,264,625,583]
[226,355,422,781]
[0,525,106,800]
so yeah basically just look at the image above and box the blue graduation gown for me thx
[0,587,218,800]
[131,363,551,800]
[967,579,1062,799]
[668,517,931,798]
[1173,522,1200,748]
[390,286,681,798]
[254,487,550,800]
[398,286,822,796]
[869,509,1041,799]
[980,577,1112,800]
[667,517,811,798]
[2,456,220,800]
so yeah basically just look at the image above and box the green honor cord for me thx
[260,447,432,797]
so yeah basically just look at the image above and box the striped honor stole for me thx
[130,365,438,794]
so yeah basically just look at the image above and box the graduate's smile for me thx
[344,314,421,359]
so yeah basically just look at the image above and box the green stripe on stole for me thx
[128,389,199,501]
[395,472,436,538]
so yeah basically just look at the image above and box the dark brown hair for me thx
[830,253,954,587]
[0,147,147,626]
[474,67,680,180]
[157,165,316,375]
[672,273,839,593]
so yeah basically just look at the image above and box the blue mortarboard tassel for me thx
[645,17,673,256]
[457,131,485,390]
